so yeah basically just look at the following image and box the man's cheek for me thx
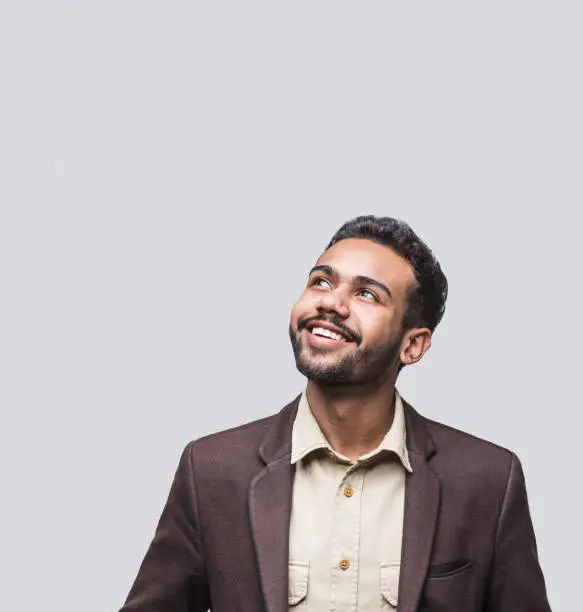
[290,300,308,327]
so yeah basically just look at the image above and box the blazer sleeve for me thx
[485,453,552,611]
[119,441,211,612]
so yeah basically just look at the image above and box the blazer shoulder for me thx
[424,414,512,453]
[419,413,516,477]
[189,394,299,457]
[191,412,279,454]
[187,392,299,463]
[172,415,277,481]
[201,413,278,441]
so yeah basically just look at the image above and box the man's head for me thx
[289,215,448,386]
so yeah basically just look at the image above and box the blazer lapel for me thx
[249,396,299,612]
[398,401,441,612]
[247,395,440,612]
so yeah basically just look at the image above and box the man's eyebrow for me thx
[308,264,334,277]
[308,265,392,299]
[355,275,392,299]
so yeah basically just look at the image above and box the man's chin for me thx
[295,355,350,382]
[298,347,349,367]
[298,355,340,371]
[299,368,356,386]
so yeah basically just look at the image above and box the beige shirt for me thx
[288,389,412,611]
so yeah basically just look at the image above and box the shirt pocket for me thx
[380,562,400,610]
[288,561,309,608]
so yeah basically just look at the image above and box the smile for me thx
[302,320,356,346]
[310,326,347,342]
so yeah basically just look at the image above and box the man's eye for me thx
[359,288,378,302]
[311,277,331,289]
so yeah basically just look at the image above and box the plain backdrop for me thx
[1,2,580,610]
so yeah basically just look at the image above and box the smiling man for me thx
[120,216,551,612]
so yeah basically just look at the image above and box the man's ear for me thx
[400,328,432,367]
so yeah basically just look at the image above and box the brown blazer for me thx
[120,396,551,612]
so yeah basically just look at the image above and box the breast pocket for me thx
[380,562,400,610]
[427,558,473,579]
[288,561,309,609]
[421,559,476,610]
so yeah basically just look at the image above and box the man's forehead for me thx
[315,238,415,286]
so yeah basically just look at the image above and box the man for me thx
[120,215,551,611]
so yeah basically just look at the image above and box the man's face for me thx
[289,238,417,386]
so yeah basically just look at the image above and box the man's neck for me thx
[305,377,397,462]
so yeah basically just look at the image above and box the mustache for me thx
[298,315,362,345]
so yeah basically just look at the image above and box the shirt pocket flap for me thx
[381,562,400,607]
[288,561,309,606]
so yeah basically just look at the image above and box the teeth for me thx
[312,327,344,341]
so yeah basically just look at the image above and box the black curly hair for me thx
[326,215,448,333]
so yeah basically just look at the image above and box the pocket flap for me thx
[428,558,473,578]
[288,561,309,606]
[380,562,400,607]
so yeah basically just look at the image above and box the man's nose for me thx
[316,288,350,319]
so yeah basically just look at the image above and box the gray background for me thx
[1,2,580,610]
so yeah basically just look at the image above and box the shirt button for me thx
[343,485,354,498]
[339,559,350,570]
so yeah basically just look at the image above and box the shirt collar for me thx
[290,388,413,472]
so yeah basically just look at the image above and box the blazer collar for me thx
[258,394,300,465]
[402,398,437,461]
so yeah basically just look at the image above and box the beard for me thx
[289,324,403,386]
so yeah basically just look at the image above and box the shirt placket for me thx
[329,462,366,612]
